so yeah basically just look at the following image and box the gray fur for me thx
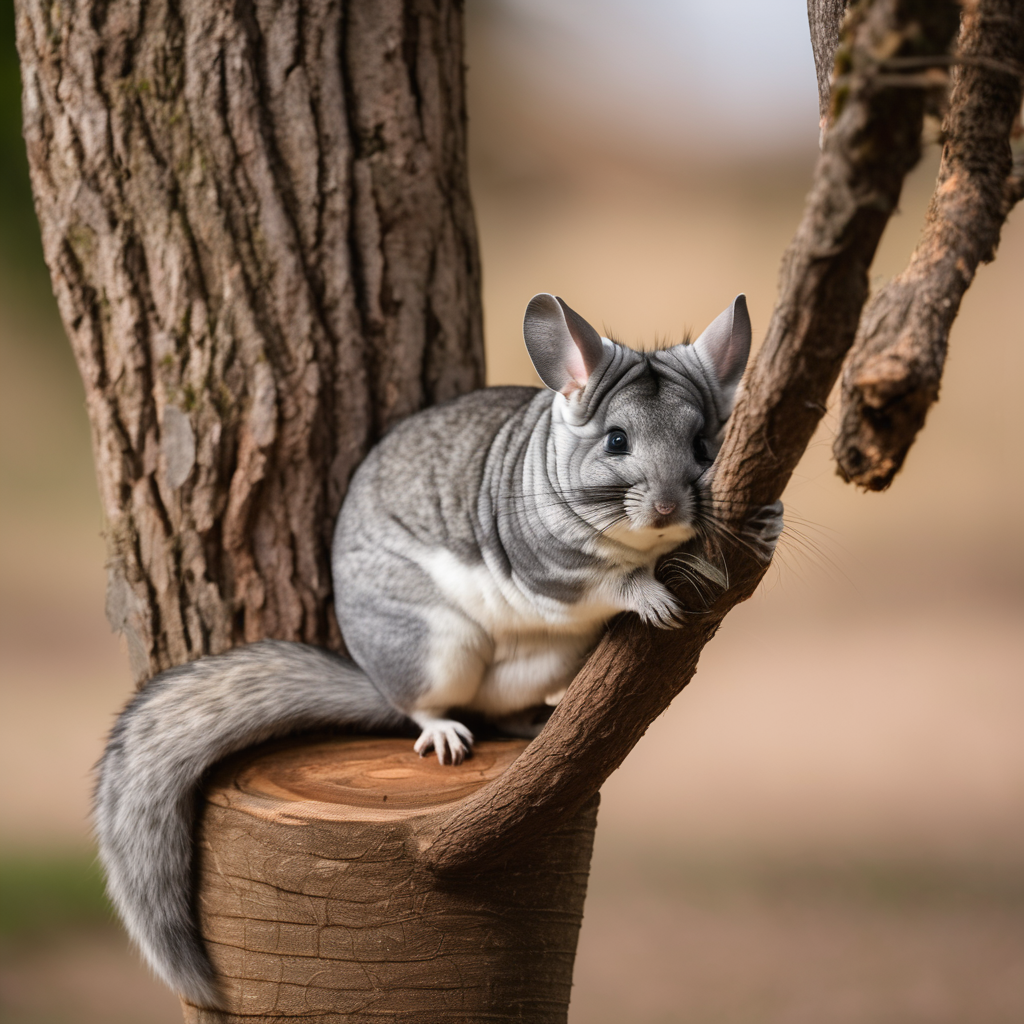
[95,642,406,1006]
[95,292,780,1008]
[523,294,605,394]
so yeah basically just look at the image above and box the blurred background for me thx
[2,1,1022,1021]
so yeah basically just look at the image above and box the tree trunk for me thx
[183,737,598,1022]
[14,0,484,684]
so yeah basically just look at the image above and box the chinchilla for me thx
[95,292,782,1007]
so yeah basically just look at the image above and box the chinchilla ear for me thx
[691,294,751,410]
[523,293,605,396]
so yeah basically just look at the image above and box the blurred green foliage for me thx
[0,853,112,940]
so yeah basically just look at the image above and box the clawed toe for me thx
[413,720,474,766]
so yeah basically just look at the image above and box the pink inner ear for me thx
[561,345,588,395]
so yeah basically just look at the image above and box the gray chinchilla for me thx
[95,292,782,1007]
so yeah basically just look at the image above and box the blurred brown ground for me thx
[1,3,1022,1022]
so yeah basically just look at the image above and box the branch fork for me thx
[423,0,965,877]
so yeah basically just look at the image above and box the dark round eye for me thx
[693,436,712,463]
[604,429,629,454]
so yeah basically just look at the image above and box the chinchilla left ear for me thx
[523,293,605,396]
[690,294,751,412]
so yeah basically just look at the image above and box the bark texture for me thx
[834,0,1024,489]
[808,0,851,128]
[423,0,962,876]
[15,0,484,683]
[183,737,598,1023]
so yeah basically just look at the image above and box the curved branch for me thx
[422,0,961,877]
[834,0,1024,491]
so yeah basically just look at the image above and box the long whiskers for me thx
[497,485,633,535]
[699,495,847,584]
[660,555,726,607]
[694,511,768,563]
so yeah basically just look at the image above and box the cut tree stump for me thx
[182,736,599,1023]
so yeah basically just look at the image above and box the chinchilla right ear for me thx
[523,293,605,396]
[690,294,752,414]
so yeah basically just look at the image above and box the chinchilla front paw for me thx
[626,573,685,629]
[746,500,784,562]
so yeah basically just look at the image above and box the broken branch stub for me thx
[834,0,1024,491]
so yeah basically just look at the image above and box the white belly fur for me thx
[599,520,695,556]
[415,547,627,716]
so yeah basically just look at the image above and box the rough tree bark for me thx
[834,0,1024,489]
[808,0,851,132]
[184,738,599,1022]
[15,0,484,684]
[16,0,1020,1020]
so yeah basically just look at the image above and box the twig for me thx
[878,52,1023,76]
[809,0,853,132]
[831,52,1024,90]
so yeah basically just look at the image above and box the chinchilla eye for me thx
[604,429,629,454]
[693,435,712,463]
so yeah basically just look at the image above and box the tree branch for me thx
[808,0,852,134]
[834,0,1024,490]
[422,0,961,876]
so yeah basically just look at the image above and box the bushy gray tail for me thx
[94,640,407,1008]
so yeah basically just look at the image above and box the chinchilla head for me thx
[523,292,750,548]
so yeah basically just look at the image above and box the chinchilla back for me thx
[337,387,541,567]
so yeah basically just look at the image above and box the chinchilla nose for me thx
[654,500,677,516]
